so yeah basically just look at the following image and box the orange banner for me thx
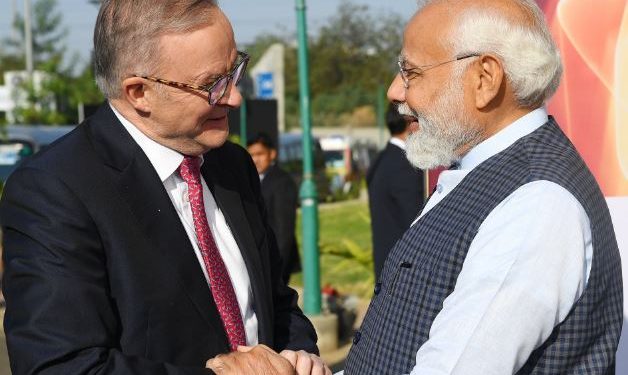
[540,0,628,196]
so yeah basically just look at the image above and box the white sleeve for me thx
[409,180,592,375]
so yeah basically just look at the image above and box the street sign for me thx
[256,72,274,99]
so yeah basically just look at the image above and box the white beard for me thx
[399,75,482,170]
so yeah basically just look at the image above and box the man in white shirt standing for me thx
[344,0,623,374]
[0,1,330,374]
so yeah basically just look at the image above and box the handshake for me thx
[206,344,332,375]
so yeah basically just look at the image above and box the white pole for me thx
[11,0,18,42]
[24,0,34,77]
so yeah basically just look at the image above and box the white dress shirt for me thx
[110,104,259,346]
[407,108,592,374]
[389,136,407,151]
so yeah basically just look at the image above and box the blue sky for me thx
[0,0,419,67]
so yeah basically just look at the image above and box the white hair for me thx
[419,0,563,107]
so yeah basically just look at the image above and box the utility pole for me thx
[11,0,18,42]
[24,0,34,78]
[295,0,321,315]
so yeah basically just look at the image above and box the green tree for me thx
[243,0,404,129]
[1,0,103,125]
[3,0,68,69]
[11,75,68,124]
[308,1,403,127]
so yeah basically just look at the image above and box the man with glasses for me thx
[344,0,622,374]
[0,1,329,374]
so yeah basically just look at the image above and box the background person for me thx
[344,0,623,374]
[366,104,424,281]
[247,133,301,284]
[0,1,327,374]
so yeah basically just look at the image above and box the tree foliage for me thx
[245,0,404,129]
[1,0,103,125]
[4,0,68,68]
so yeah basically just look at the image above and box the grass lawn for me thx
[291,199,375,298]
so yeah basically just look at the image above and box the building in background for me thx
[0,70,55,123]
[250,43,285,132]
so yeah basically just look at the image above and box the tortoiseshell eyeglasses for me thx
[134,50,250,105]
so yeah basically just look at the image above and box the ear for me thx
[121,76,152,113]
[270,149,277,161]
[470,54,505,110]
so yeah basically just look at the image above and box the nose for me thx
[387,74,406,103]
[218,79,243,108]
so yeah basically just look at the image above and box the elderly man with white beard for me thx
[342,0,623,374]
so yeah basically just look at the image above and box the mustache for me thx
[396,102,419,118]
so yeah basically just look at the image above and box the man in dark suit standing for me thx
[0,1,329,374]
[367,105,424,281]
[247,133,301,284]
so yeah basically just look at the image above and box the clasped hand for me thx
[206,344,332,375]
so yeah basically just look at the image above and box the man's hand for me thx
[206,345,296,375]
[280,349,332,375]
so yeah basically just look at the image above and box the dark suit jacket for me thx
[0,104,317,375]
[367,141,424,281]
[260,165,300,283]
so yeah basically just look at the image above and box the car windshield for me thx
[324,150,344,168]
[0,142,33,165]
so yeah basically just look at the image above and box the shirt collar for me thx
[389,137,406,150]
[110,103,191,182]
[458,107,548,171]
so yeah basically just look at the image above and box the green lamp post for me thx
[295,0,321,315]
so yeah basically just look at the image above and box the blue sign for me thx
[256,72,274,99]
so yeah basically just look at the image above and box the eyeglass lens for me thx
[208,57,248,105]
[397,60,409,87]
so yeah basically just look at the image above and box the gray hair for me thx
[419,0,562,108]
[93,0,218,99]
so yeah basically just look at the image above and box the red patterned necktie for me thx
[179,155,246,351]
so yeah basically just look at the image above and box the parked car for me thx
[5,125,76,149]
[278,133,331,202]
[319,135,370,200]
[0,125,75,184]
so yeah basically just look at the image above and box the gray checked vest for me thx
[345,118,623,374]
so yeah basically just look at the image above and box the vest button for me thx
[374,282,381,295]
[353,331,362,345]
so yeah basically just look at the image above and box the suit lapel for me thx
[89,104,230,350]
[201,153,272,343]
[367,144,392,184]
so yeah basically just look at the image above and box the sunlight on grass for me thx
[292,199,375,298]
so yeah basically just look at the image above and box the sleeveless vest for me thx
[345,118,623,374]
